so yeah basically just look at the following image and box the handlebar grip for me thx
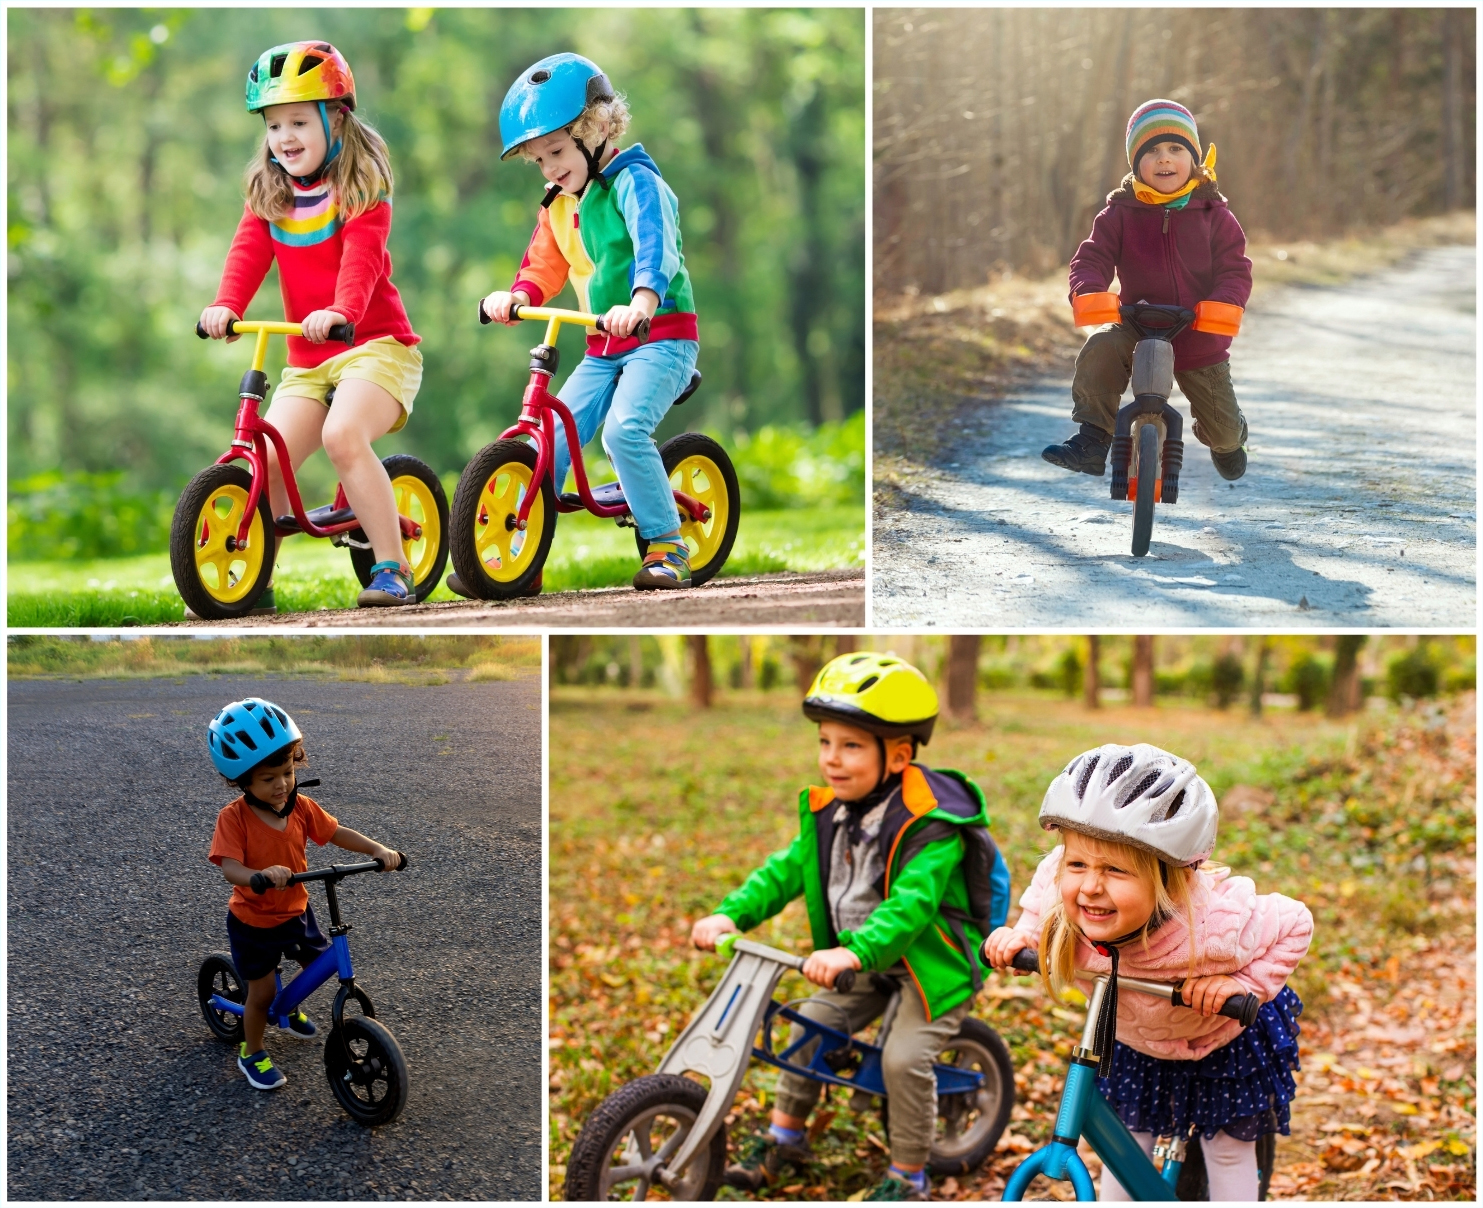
[834,969,856,994]
[1010,948,1041,974]
[1171,986,1262,1027]
[377,851,409,872]
[250,872,271,894]
[196,321,209,339]
[196,319,240,339]
[327,322,355,345]
[481,300,497,325]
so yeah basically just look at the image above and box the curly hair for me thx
[229,739,309,791]
[518,93,632,161]
[244,104,394,221]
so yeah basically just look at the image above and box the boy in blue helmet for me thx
[205,698,403,1092]
[470,53,701,591]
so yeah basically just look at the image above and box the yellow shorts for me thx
[277,337,424,434]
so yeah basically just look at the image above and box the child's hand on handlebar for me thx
[690,914,738,951]
[258,864,292,889]
[481,290,529,325]
[199,306,242,343]
[1179,974,1247,1016]
[802,946,861,989]
[982,927,1032,970]
[300,309,348,344]
[370,845,401,871]
[602,289,659,339]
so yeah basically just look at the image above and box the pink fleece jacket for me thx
[1010,847,1313,1061]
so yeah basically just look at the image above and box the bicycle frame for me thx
[497,306,711,531]
[209,320,423,549]
[1110,304,1194,507]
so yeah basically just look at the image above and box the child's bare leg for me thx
[243,972,277,1052]
[319,379,407,569]
[260,393,330,540]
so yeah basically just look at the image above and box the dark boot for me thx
[1211,446,1247,481]
[1042,424,1113,476]
[723,1133,811,1191]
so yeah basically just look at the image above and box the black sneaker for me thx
[1042,424,1112,476]
[724,1132,811,1191]
[1211,446,1247,481]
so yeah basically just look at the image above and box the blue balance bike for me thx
[197,855,410,1126]
[998,949,1275,1201]
[564,934,1016,1200]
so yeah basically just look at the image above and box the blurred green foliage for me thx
[8,8,864,507]
[8,471,174,560]
[729,410,864,509]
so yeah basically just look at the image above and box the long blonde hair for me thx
[1038,830,1217,1003]
[244,104,394,222]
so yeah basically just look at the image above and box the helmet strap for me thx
[245,776,318,821]
[265,102,340,184]
[572,134,612,192]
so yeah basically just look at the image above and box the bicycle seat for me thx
[673,370,702,407]
[276,503,356,534]
[558,481,628,510]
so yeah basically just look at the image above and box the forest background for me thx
[7,7,864,616]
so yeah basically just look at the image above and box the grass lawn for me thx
[548,690,1475,1200]
[7,505,862,626]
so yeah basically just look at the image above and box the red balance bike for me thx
[171,320,449,620]
[447,303,739,599]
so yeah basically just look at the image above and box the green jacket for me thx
[715,764,997,1019]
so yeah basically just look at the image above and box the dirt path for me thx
[8,677,542,1201]
[177,569,864,629]
[873,246,1475,627]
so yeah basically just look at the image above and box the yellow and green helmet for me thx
[245,41,356,114]
[803,651,939,745]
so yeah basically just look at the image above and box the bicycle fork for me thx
[1110,340,1185,506]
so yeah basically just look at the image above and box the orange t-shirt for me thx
[208,794,340,928]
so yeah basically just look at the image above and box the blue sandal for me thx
[357,561,415,607]
[632,537,692,590]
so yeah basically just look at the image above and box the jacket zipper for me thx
[1162,208,1180,306]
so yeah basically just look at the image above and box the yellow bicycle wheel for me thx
[637,433,741,586]
[347,455,450,602]
[449,439,556,599]
[170,463,275,620]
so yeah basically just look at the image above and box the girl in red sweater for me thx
[198,42,422,608]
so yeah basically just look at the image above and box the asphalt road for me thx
[175,569,865,629]
[874,246,1476,627]
[7,674,542,1201]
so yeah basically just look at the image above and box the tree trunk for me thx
[834,634,857,657]
[789,636,824,699]
[1443,8,1465,210]
[738,637,754,690]
[1132,636,1155,708]
[946,635,981,720]
[1247,636,1270,718]
[628,636,644,690]
[1084,636,1102,710]
[1327,636,1367,717]
[689,635,713,708]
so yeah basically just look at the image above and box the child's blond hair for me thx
[244,104,394,222]
[1038,830,1222,1003]
[518,94,632,162]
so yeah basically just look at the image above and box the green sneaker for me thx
[723,1132,811,1191]
[237,1043,286,1091]
[864,1173,930,1201]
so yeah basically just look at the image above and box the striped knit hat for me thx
[1125,99,1201,169]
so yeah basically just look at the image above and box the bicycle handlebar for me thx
[196,318,355,345]
[250,852,408,895]
[481,301,651,342]
[714,932,858,992]
[1003,947,1260,1027]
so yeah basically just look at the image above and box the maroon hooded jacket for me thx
[1068,175,1253,372]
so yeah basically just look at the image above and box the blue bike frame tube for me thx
[1002,1146,1096,1202]
[269,937,352,1020]
[1082,1087,1173,1201]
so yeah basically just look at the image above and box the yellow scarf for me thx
[1131,144,1218,206]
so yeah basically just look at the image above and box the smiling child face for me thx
[1057,830,1158,942]
[817,721,912,802]
[262,101,341,178]
[1136,139,1195,193]
[524,122,610,196]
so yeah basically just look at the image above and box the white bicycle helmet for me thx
[1039,743,1217,867]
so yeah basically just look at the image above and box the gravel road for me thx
[8,674,542,1201]
[174,569,865,629]
[874,246,1476,627]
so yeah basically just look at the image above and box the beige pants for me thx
[1071,325,1248,453]
[773,976,970,1168]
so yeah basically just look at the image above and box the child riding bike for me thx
[1044,99,1254,483]
[199,41,423,610]
[982,743,1313,1201]
[206,697,401,1092]
[690,652,1011,1201]
[470,52,701,594]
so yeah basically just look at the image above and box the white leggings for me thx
[1099,1129,1258,1202]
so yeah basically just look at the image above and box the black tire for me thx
[634,433,741,587]
[323,1016,409,1127]
[899,1018,1015,1177]
[448,439,556,600]
[1131,422,1158,558]
[565,1073,727,1201]
[170,463,276,620]
[347,454,450,602]
[1174,1131,1276,1201]
[196,953,245,1044]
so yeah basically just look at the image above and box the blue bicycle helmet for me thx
[208,698,302,780]
[499,52,615,160]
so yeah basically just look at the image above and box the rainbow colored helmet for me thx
[803,651,939,745]
[246,41,356,114]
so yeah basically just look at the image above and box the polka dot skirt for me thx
[1097,986,1303,1142]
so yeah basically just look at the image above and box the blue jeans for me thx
[551,339,700,541]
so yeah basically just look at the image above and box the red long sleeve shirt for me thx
[212,176,418,368]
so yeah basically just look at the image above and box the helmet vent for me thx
[1105,753,1134,785]
[856,675,879,693]
[849,655,869,665]
[1165,789,1186,819]
[270,53,288,78]
[234,729,258,751]
[1119,770,1162,808]
[879,659,897,667]
[299,54,325,74]
[249,64,259,83]
[1074,755,1100,800]
[259,716,276,738]
[530,69,552,84]
[312,42,332,52]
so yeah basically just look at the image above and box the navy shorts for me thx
[226,904,332,982]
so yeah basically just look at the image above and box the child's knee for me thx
[601,412,656,459]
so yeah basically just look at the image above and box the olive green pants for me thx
[1071,325,1248,453]
[773,975,970,1168]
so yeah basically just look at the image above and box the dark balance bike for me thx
[448,303,740,599]
[565,934,1015,1200]
[174,320,449,620]
[197,854,410,1126]
[1069,295,1243,558]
